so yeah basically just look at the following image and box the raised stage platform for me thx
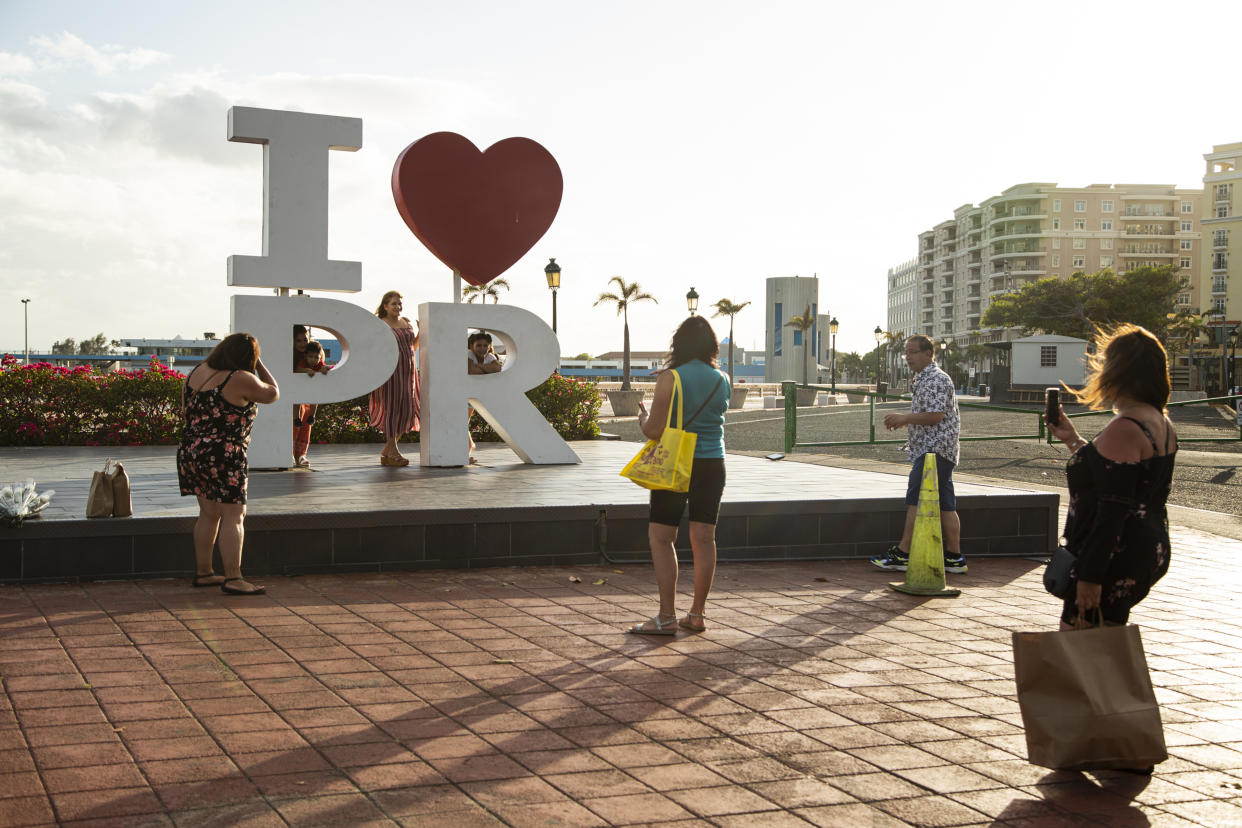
[0,442,1058,582]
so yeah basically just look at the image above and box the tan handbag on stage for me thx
[86,459,115,518]
[110,462,132,517]
[85,459,133,518]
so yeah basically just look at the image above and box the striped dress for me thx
[369,325,420,436]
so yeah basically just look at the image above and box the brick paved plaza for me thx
[2,517,1241,826]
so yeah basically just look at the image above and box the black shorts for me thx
[649,457,726,526]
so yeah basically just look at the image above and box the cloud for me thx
[0,51,36,76]
[30,31,168,76]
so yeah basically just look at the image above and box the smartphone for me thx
[1045,387,1061,426]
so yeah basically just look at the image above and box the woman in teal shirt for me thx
[630,316,730,635]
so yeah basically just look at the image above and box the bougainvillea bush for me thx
[0,355,184,446]
[0,355,602,446]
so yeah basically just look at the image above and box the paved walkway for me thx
[2,522,1241,825]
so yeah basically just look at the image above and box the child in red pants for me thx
[293,339,329,467]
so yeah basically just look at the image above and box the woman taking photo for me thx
[177,333,279,595]
[1046,324,1178,630]
[629,316,730,636]
[370,290,420,466]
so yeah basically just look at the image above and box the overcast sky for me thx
[2,0,1240,358]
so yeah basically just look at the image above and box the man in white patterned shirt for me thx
[872,334,967,574]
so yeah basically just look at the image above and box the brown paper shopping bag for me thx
[110,461,132,517]
[1013,624,1167,772]
[85,459,115,518]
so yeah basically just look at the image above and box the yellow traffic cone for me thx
[891,453,961,597]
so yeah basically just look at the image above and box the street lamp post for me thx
[829,317,839,391]
[873,325,883,384]
[686,287,699,316]
[544,258,561,334]
[20,299,30,365]
[1220,313,1229,395]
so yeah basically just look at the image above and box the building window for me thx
[1073,238,1086,249]
[1181,220,1193,232]
[1101,256,1113,269]
[1040,346,1057,367]
[1052,238,1060,249]
[1215,297,1226,312]
[1215,229,1229,247]
[1101,239,1113,250]
[1072,256,1085,268]
[1052,218,1061,230]
[1177,293,1191,305]
[1051,255,1060,267]
[1074,200,1086,212]
[773,303,782,356]
[1181,240,1193,250]
[1101,219,1113,231]
[1180,258,1192,269]
[1101,200,1114,212]
[1182,201,1195,214]
[1053,199,1061,212]
[793,330,803,346]
[1217,205,1229,218]
[1073,219,1086,230]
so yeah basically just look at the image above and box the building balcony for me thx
[1123,210,1176,218]
[1119,249,1176,257]
[990,248,1047,259]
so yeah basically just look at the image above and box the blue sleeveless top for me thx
[672,359,729,458]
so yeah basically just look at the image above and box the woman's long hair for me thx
[376,290,402,319]
[204,333,259,372]
[666,316,719,369]
[1077,323,1170,411]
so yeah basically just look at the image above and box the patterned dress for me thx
[177,370,257,504]
[1061,417,1176,625]
[370,324,420,436]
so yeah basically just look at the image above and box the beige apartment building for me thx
[1201,142,1242,391]
[891,177,1213,390]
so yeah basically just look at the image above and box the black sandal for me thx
[191,574,225,587]
[221,578,266,595]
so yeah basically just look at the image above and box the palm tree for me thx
[1168,310,1210,390]
[462,278,511,304]
[882,329,905,385]
[593,276,657,391]
[784,305,816,385]
[711,298,751,387]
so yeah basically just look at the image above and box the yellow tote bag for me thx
[620,370,697,492]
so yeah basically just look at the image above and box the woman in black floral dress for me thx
[178,333,279,595]
[1046,324,1178,629]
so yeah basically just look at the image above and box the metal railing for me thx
[781,381,1242,453]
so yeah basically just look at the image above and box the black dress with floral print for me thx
[1061,417,1176,625]
[177,370,256,505]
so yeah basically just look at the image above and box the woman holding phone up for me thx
[1045,324,1178,630]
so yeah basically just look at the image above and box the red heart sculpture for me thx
[391,132,563,286]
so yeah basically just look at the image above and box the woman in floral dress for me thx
[177,333,279,595]
[370,291,420,466]
[1046,324,1178,629]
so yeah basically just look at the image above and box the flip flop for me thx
[679,612,707,633]
[191,574,225,588]
[221,578,266,596]
[628,616,677,636]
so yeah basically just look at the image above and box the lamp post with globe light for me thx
[829,317,839,391]
[873,325,883,384]
[21,299,30,365]
[686,287,699,316]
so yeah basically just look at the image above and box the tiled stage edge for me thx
[0,492,1057,583]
